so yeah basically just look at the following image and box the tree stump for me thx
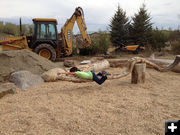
[131,63,146,84]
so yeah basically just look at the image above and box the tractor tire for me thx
[133,48,139,54]
[34,44,56,61]
[133,50,139,54]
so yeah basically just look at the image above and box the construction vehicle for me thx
[120,41,144,54]
[0,7,91,61]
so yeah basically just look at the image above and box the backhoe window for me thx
[37,24,46,39]
[36,23,56,40]
[47,24,56,40]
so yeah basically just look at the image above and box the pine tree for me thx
[130,4,152,46]
[109,5,130,47]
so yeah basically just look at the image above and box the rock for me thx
[80,60,91,65]
[64,60,77,67]
[10,71,44,90]
[0,83,16,99]
[41,68,66,82]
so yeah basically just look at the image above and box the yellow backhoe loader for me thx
[0,7,91,61]
[120,41,144,54]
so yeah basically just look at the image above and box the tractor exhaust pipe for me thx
[19,17,23,36]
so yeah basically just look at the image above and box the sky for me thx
[0,0,180,33]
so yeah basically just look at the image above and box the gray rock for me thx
[64,60,77,67]
[10,71,44,90]
[0,83,16,99]
[80,60,91,65]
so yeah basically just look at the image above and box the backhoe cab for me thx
[27,18,58,61]
[0,7,91,61]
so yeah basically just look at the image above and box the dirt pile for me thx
[0,50,60,82]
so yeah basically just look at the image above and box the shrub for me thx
[172,42,180,54]
[79,32,111,55]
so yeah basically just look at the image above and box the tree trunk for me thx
[131,63,146,84]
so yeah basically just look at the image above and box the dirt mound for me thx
[0,50,59,82]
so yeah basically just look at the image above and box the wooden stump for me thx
[131,63,146,84]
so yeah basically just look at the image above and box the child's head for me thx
[70,67,80,72]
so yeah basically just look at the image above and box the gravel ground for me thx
[0,68,180,135]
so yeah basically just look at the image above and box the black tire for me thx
[135,50,139,54]
[132,47,139,54]
[34,43,56,61]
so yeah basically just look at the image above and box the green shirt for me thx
[75,71,93,80]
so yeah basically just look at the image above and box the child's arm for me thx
[57,72,76,75]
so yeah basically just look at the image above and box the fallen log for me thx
[149,55,180,73]
[42,56,180,83]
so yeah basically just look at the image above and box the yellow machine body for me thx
[125,45,139,51]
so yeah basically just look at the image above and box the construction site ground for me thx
[0,59,180,135]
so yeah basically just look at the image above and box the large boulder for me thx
[64,60,77,67]
[41,68,66,82]
[10,71,44,90]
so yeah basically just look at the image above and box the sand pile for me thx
[0,50,60,82]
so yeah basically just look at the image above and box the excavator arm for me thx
[61,7,91,56]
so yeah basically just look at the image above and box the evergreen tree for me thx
[130,3,152,46]
[109,5,130,47]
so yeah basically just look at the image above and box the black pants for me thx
[91,71,107,85]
